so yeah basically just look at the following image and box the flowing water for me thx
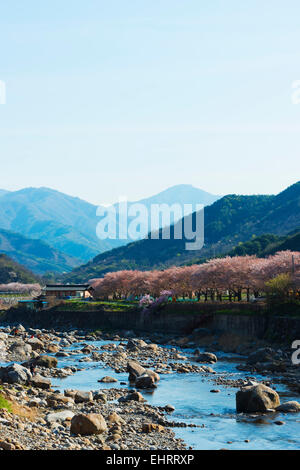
[46,339,300,450]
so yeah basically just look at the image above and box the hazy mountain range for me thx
[0,229,80,275]
[0,185,221,274]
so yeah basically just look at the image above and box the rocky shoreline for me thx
[0,324,300,450]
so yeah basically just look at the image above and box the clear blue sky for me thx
[0,1,299,204]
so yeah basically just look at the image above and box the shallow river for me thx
[47,339,300,450]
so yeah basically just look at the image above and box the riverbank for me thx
[0,326,189,450]
[2,301,300,346]
[0,324,300,450]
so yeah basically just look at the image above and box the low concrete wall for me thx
[2,302,300,343]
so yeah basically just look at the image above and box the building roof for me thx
[44,284,90,292]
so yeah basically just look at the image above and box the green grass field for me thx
[0,393,12,412]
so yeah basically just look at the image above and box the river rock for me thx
[135,374,156,389]
[70,413,107,435]
[26,338,44,351]
[127,360,146,381]
[0,441,16,450]
[126,339,148,351]
[64,389,77,398]
[46,410,75,423]
[59,338,71,347]
[194,352,217,364]
[35,355,58,368]
[0,363,32,384]
[276,401,300,413]
[47,344,60,353]
[127,360,159,385]
[147,344,158,352]
[16,324,26,332]
[74,391,93,403]
[247,348,275,365]
[236,384,280,413]
[201,366,216,374]
[55,351,70,357]
[47,394,74,407]
[145,369,160,382]
[108,412,125,425]
[30,373,51,390]
[142,423,165,433]
[254,361,287,373]
[118,391,145,403]
[164,404,175,412]
[9,341,32,359]
[98,376,118,383]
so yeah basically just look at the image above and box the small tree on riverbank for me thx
[265,273,293,304]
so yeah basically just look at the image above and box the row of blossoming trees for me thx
[91,251,300,303]
[0,283,41,308]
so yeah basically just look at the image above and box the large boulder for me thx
[26,338,44,351]
[247,348,275,365]
[35,355,58,368]
[9,341,32,359]
[145,369,160,382]
[194,352,217,364]
[127,360,146,381]
[127,360,159,384]
[276,401,300,413]
[74,391,93,403]
[236,384,280,413]
[0,363,32,384]
[135,374,156,389]
[30,373,51,390]
[70,413,107,436]
[126,339,148,351]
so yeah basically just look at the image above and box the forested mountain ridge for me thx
[63,182,300,282]
[0,254,39,284]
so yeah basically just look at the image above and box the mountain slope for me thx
[0,185,220,262]
[0,187,101,261]
[63,181,300,282]
[0,254,39,284]
[228,230,300,257]
[0,229,81,274]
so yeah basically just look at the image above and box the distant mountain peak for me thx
[135,184,221,206]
